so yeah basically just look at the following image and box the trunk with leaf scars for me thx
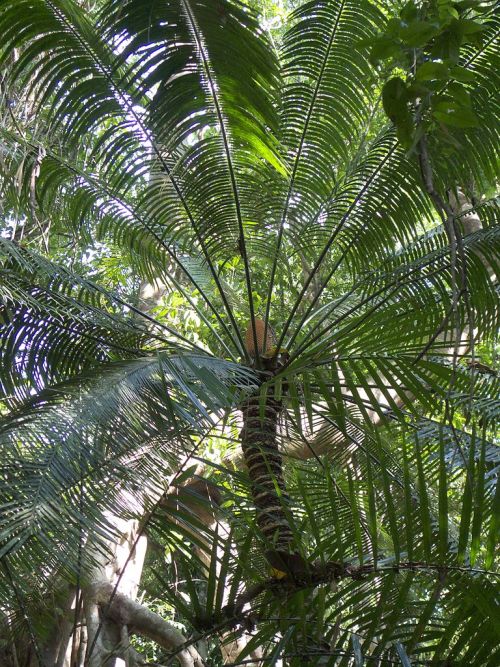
[241,386,308,579]
[240,390,298,565]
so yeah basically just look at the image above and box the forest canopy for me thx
[0,0,499,665]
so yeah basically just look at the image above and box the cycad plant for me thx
[0,0,499,665]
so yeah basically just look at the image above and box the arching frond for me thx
[0,354,257,594]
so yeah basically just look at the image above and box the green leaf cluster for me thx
[370,0,495,146]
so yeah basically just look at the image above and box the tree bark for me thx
[241,394,294,553]
[88,581,204,667]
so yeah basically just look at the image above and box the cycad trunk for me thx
[241,393,294,553]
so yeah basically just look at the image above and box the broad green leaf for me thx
[447,82,472,107]
[382,77,409,121]
[370,38,402,64]
[459,19,487,35]
[450,65,476,82]
[400,2,418,22]
[400,20,440,47]
[433,106,480,127]
[416,61,450,81]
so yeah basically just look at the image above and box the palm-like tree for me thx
[0,0,498,665]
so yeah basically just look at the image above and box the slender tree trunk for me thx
[241,393,295,555]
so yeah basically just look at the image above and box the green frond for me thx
[0,354,257,590]
[99,0,283,267]
[280,0,383,223]
[0,237,213,404]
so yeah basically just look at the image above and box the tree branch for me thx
[90,581,205,667]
